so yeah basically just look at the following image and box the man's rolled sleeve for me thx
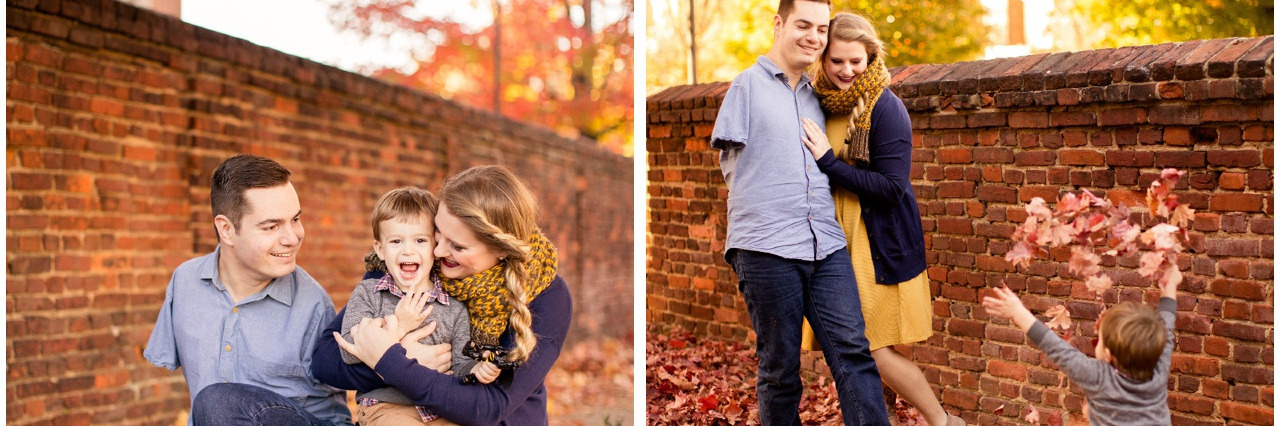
[143,275,180,371]
[711,82,750,150]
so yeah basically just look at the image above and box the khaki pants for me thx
[357,403,459,426]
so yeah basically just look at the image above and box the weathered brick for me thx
[1009,112,1049,128]
[1149,105,1202,125]
[1209,193,1264,212]
[1098,108,1147,125]
[1207,150,1262,168]
[1014,151,1057,166]
[1153,151,1207,168]
[938,148,974,164]
[1058,150,1104,166]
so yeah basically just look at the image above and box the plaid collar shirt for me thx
[358,271,452,422]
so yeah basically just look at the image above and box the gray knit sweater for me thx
[1027,297,1175,426]
[340,277,475,405]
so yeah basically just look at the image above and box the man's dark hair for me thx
[211,154,292,235]
[777,0,832,21]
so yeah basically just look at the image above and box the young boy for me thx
[982,279,1177,424]
[341,186,500,425]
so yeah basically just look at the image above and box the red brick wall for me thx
[6,1,632,424]
[647,37,1273,424]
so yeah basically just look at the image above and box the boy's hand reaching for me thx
[469,361,501,384]
[1157,271,1180,301]
[394,293,432,340]
[981,286,1038,332]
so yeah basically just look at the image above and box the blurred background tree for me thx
[326,0,635,156]
[1050,0,1273,52]
[648,0,1273,94]
[647,0,991,93]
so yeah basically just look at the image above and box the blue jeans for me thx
[192,383,331,426]
[730,248,890,426]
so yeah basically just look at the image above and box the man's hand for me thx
[333,316,399,369]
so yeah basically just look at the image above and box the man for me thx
[710,1,891,424]
[145,154,352,425]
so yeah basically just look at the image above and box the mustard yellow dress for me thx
[801,118,932,352]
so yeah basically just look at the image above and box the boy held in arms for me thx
[982,278,1177,425]
[341,187,501,425]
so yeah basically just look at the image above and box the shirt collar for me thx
[373,273,450,305]
[201,245,296,307]
[756,55,813,89]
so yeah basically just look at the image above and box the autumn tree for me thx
[1051,0,1273,51]
[646,0,990,93]
[326,0,634,155]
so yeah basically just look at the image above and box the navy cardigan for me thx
[312,274,573,426]
[816,88,928,284]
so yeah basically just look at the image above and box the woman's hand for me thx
[333,315,402,369]
[801,117,833,159]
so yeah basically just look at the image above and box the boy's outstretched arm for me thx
[981,286,1038,333]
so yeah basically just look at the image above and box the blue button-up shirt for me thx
[144,247,352,425]
[711,56,847,261]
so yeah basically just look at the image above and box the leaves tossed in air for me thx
[1044,305,1072,332]
[1025,405,1041,424]
[1084,275,1113,296]
[1004,240,1039,269]
[1067,246,1102,278]
[1006,168,1191,299]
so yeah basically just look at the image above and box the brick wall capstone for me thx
[6,0,633,424]
[648,37,1273,425]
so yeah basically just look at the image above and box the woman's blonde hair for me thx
[825,12,885,121]
[439,165,540,363]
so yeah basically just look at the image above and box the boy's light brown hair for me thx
[777,0,832,21]
[1099,302,1166,381]
[371,186,439,240]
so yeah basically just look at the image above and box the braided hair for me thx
[439,165,541,364]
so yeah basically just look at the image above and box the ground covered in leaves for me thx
[647,327,923,425]
[546,335,634,425]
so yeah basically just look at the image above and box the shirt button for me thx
[225,345,231,352]
[232,307,239,313]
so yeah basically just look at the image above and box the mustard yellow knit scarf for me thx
[439,229,557,347]
[813,54,889,165]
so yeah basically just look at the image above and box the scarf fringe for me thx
[813,54,890,165]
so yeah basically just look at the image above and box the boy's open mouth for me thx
[399,262,421,278]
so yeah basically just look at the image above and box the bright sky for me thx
[181,0,630,74]
[180,0,493,74]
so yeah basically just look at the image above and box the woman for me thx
[312,165,573,425]
[799,12,962,426]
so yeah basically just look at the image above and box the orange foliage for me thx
[326,0,634,155]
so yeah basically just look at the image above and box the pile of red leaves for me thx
[546,336,633,425]
[647,327,924,425]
